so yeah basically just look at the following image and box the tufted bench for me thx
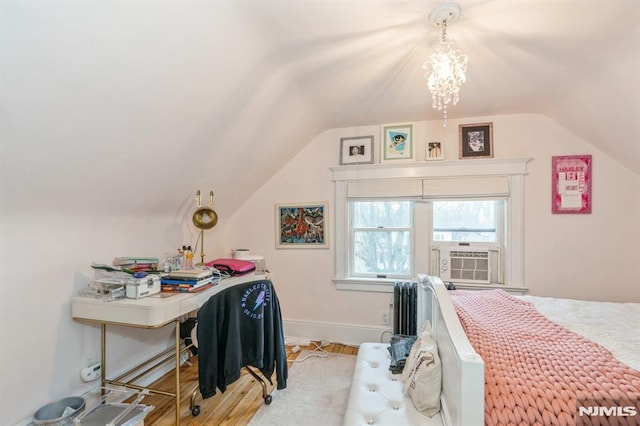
[343,343,443,426]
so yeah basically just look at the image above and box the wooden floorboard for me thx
[136,342,358,425]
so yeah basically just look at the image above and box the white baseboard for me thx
[283,318,392,346]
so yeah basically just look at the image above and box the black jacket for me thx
[197,279,287,399]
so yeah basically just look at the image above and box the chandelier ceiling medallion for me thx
[423,2,468,127]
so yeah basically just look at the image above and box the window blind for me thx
[347,179,423,198]
[347,176,509,199]
[422,176,510,199]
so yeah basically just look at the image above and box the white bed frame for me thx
[344,275,484,425]
[416,274,485,426]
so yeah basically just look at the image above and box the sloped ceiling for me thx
[2,0,639,219]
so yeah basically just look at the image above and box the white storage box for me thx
[125,276,161,299]
[236,255,266,273]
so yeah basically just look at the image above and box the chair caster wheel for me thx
[264,395,272,405]
[191,405,201,416]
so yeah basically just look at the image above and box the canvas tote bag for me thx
[401,321,442,417]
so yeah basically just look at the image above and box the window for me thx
[432,200,502,243]
[430,199,505,284]
[350,201,412,278]
[348,199,503,282]
[331,159,530,291]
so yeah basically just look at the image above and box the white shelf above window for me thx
[331,157,532,181]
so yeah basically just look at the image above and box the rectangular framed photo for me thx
[426,141,444,161]
[275,202,329,249]
[340,135,374,165]
[552,155,592,214]
[459,122,493,159]
[381,123,413,162]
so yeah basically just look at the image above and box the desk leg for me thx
[174,319,181,425]
[101,323,106,394]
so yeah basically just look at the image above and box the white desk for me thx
[72,273,268,425]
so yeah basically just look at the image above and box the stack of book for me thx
[160,269,215,293]
[113,257,159,273]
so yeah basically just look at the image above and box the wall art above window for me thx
[340,135,374,165]
[459,122,493,159]
[551,155,592,214]
[275,202,329,248]
[426,141,444,160]
[381,123,413,162]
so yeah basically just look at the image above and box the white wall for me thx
[224,113,640,342]
[0,207,228,424]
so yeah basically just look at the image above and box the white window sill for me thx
[333,277,528,295]
[333,277,398,293]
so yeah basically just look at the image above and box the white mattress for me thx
[520,295,640,371]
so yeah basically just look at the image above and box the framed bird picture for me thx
[381,123,413,162]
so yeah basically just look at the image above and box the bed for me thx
[344,275,640,426]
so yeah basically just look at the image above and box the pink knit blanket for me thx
[450,290,640,425]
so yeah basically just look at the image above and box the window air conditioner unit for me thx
[435,245,498,284]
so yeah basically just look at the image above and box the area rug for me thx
[248,352,357,426]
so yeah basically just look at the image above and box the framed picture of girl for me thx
[381,123,413,162]
[426,141,444,160]
[459,122,493,159]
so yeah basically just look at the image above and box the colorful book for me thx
[161,277,213,286]
[161,283,215,293]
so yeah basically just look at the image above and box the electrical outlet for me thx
[85,353,97,368]
[380,310,390,326]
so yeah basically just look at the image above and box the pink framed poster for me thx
[551,155,592,214]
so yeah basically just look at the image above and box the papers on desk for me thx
[112,256,159,273]
[160,269,217,293]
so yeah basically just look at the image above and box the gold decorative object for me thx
[192,190,218,263]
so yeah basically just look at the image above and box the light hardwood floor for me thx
[137,342,358,425]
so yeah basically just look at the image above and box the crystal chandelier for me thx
[423,2,468,126]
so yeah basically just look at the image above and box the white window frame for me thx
[431,198,504,245]
[430,198,506,284]
[331,158,531,293]
[349,199,414,280]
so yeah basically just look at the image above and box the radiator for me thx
[393,281,417,335]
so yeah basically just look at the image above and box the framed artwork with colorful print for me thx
[275,202,329,248]
[381,123,413,162]
[552,155,592,214]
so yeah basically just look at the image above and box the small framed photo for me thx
[426,141,444,161]
[381,123,413,162]
[340,135,374,165]
[552,155,592,214]
[459,122,493,159]
[275,202,329,249]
